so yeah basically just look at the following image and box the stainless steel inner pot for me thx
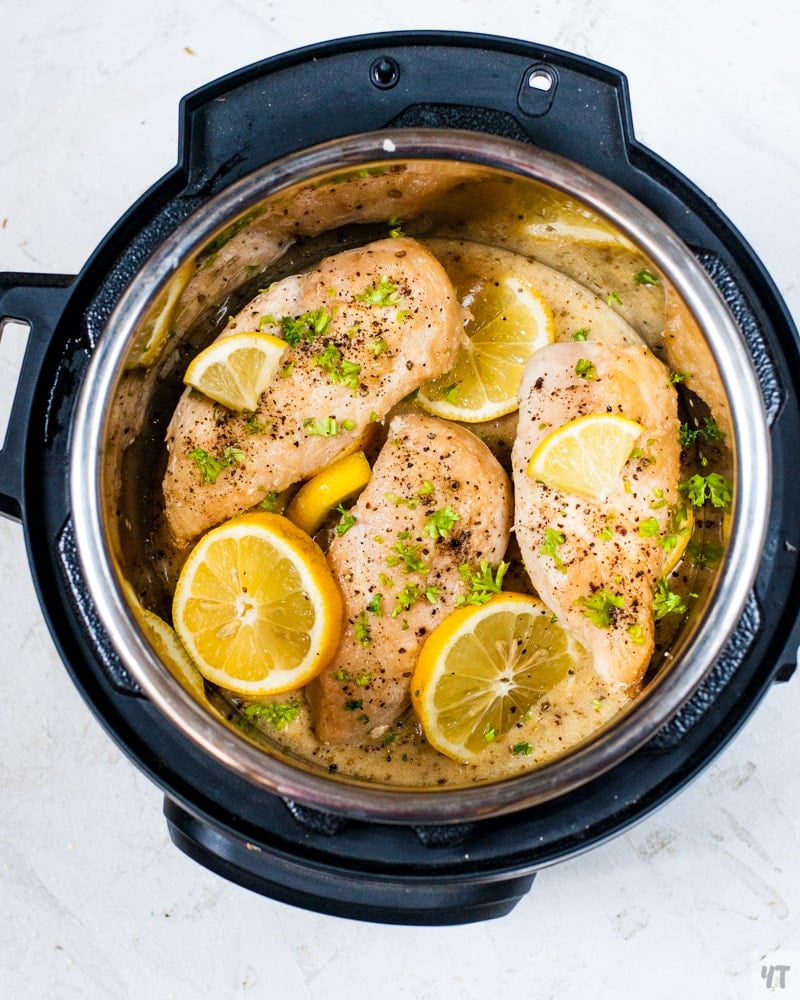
[69,129,770,823]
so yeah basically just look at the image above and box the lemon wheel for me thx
[183,331,287,412]
[527,412,643,500]
[411,594,583,763]
[138,607,207,701]
[172,512,343,696]
[416,274,555,422]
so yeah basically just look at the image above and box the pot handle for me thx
[0,272,74,520]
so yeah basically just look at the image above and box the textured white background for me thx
[1,2,799,998]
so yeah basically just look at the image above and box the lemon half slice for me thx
[183,331,287,412]
[411,593,582,763]
[416,276,555,422]
[138,608,207,701]
[172,512,343,696]
[285,450,372,536]
[527,412,643,500]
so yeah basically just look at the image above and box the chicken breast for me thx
[306,413,513,744]
[163,238,464,546]
[511,340,681,689]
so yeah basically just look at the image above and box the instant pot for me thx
[1,32,798,924]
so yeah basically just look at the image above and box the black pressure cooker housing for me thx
[1,32,798,924]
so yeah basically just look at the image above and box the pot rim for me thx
[70,128,771,823]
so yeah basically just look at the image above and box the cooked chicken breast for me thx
[306,413,513,744]
[163,238,464,546]
[511,340,681,689]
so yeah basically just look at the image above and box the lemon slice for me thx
[138,608,207,701]
[172,512,343,697]
[411,593,583,763]
[527,413,643,500]
[285,450,372,536]
[416,276,555,422]
[126,258,196,369]
[183,331,287,412]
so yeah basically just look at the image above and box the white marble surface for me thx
[1,2,799,998]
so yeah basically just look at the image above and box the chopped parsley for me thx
[390,583,440,618]
[669,370,690,385]
[679,472,733,510]
[355,275,401,307]
[443,383,460,404]
[243,701,300,728]
[366,593,383,615]
[576,589,624,627]
[575,358,597,381]
[654,577,687,620]
[679,416,725,449]
[187,445,244,484]
[423,506,460,541]
[638,517,661,538]
[388,214,404,239]
[627,623,646,645]
[333,669,371,687]
[634,268,660,286]
[344,699,364,711]
[456,560,509,606]
[386,541,428,575]
[312,342,362,394]
[572,328,590,341]
[540,528,567,573]
[354,612,372,646]
[511,741,534,756]
[261,306,331,345]
[245,415,269,434]
[334,504,357,535]
[607,291,623,307]
[303,416,355,436]
[260,490,279,512]
[483,725,498,743]
[385,491,419,509]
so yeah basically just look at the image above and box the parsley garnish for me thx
[303,416,355,436]
[354,612,372,646]
[679,416,725,448]
[456,560,509,606]
[261,307,331,345]
[511,741,533,756]
[388,214,404,238]
[355,275,400,307]
[638,517,661,538]
[334,504,357,535]
[679,472,733,510]
[654,577,687,620]
[575,358,597,381]
[627,623,646,645]
[333,669,371,687]
[390,583,440,618]
[188,445,244,484]
[423,506,460,541]
[243,701,300,728]
[313,342,361,394]
[607,291,623,307]
[572,328,589,341]
[443,383,460,404]
[260,490,279,512]
[385,491,419,509]
[634,268,660,286]
[576,589,624,627]
[366,593,383,615]
[540,528,567,573]
[386,541,428,575]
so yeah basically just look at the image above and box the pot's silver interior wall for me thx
[1,2,798,998]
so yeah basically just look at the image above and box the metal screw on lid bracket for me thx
[370,56,401,90]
